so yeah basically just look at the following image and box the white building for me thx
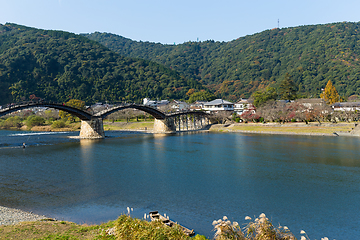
[171,100,189,111]
[203,99,234,113]
[331,102,360,111]
[234,99,254,115]
[143,98,156,107]
[143,98,170,109]
[295,98,326,109]
[190,101,207,111]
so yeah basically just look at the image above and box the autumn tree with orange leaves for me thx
[320,80,340,104]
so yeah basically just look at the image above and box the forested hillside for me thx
[84,22,360,101]
[0,23,203,105]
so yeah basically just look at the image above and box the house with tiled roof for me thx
[234,98,255,115]
[202,99,234,113]
[331,102,360,111]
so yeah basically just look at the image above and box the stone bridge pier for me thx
[153,114,210,133]
[80,118,105,139]
[153,118,176,133]
[78,114,209,138]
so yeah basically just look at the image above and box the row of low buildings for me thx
[4,98,360,120]
[143,97,255,115]
[144,97,360,116]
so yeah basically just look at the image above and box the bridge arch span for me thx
[95,104,166,120]
[0,102,211,138]
[0,102,93,120]
[166,111,209,118]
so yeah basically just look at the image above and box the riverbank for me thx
[209,122,357,136]
[27,121,154,132]
[0,206,48,226]
[0,206,297,240]
[85,121,360,137]
[0,205,117,239]
[0,205,200,239]
[103,121,154,131]
[0,120,153,132]
[3,120,359,137]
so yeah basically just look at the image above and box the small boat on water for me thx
[149,211,195,236]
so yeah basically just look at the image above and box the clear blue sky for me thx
[1,0,359,44]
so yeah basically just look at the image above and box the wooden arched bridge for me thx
[0,101,210,138]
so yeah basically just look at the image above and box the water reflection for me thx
[1,131,360,239]
[80,139,96,160]
[79,139,96,200]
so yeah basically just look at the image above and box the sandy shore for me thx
[0,206,48,226]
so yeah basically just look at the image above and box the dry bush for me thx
[213,213,296,240]
[212,216,245,240]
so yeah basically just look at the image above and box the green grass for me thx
[0,219,116,240]
[0,215,207,240]
[210,122,355,135]
[103,121,154,131]
[115,215,192,240]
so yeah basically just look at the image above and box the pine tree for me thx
[279,73,297,100]
[320,80,340,104]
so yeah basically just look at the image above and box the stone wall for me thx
[153,118,176,133]
[79,118,105,138]
[154,115,209,133]
[174,115,209,131]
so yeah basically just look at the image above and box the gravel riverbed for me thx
[0,206,48,226]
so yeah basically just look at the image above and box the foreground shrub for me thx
[212,216,244,240]
[26,115,45,128]
[51,120,67,128]
[213,213,296,240]
[1,116,23,129]
[115,215,191,240]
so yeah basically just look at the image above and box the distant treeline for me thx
[0,23,204,105]
[84,22,360,101]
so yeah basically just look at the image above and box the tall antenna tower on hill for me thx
[278,19,280,29]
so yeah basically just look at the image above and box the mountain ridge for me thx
[84,21,360,101]
[0,23,204,105]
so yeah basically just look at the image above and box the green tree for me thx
[320,80,340,104]
[279,73,297,100]
[59,99,85,122]
[26,115,45,128]
[187,90,216,103]
[252,87,278,107]
[0,116,23,129]
[85,22,360,100]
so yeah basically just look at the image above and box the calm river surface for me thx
[1,130,360,239]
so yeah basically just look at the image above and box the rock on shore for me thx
[0,206,47,226]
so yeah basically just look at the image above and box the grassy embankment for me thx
[0,219,116,240]
[102,120,154,131]
[0,215,204,240]
[29,120,155,132]
[28,122,81,132]
[2,115,356,136]
[0,115,155,132]
[30,120,155,132]
[0,213,312,239]
[209,122,356,135]
[49,121,355,135]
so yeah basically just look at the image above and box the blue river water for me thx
[0,129,360,239]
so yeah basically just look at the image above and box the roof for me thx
[172,100,187,104]
[204,99,234,106]
[295,98,325,104]
[235,98,249,104]
[332,102,360,107]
